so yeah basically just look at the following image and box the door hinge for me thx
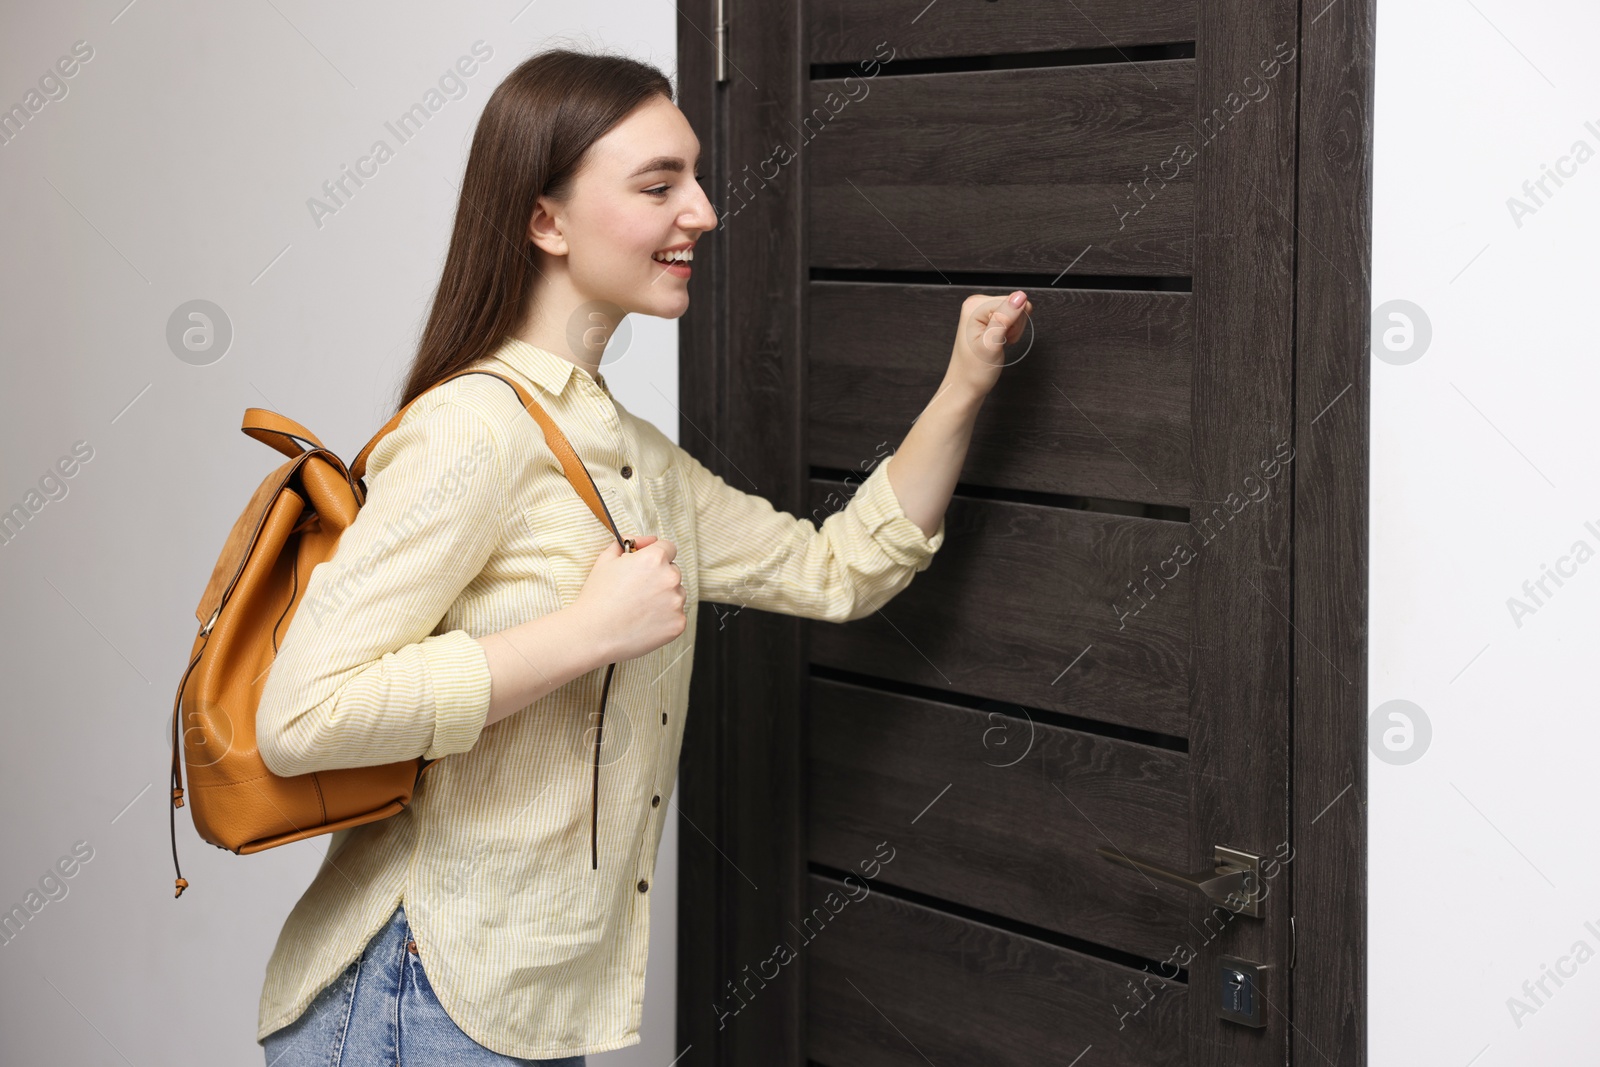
[714,0,728,83]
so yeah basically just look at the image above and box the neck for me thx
[510,268,618,383]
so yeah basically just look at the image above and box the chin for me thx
[643,292,691,319]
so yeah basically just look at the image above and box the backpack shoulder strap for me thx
[349,369,624,546]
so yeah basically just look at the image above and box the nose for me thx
[685,183,719,231]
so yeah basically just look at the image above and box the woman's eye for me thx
[647,176,707,197]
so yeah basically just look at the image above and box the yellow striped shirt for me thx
[253,334,945,1057]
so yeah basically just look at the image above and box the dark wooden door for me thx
[675,2,1371,1065]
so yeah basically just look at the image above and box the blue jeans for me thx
[262,904,586,1067]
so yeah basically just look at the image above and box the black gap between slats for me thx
[811,468,1191,525]
[808,663,1189,754]
[810,42,1197,81]
[807,863,1192,983]
[810,267,1193,293]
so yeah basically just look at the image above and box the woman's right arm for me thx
[256,390,685,774]
[474,606,618,727]
[257,395,515,777]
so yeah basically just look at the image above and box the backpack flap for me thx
[193,454,311,635]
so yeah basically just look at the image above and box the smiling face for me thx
[526,94,718,322]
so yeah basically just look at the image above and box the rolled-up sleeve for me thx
[678,446,945,624]
[256,397,505,777]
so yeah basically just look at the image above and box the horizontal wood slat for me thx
[808,282,1193,506]
[807,482,1192,737]
[806,63,1194,276]
[807,677,1190,960]
[804,873,1185,1066]
[808,0,1194,63]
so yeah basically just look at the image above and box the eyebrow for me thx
[627,153,703,178]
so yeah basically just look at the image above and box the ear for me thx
[528,195,568,257]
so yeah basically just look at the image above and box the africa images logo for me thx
[1504,517,1600,629]
[306,41,495,229]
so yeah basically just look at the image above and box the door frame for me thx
[672,2,1374,1063]
[1283,0,1373,1060]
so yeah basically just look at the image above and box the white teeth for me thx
[652,249,694,263]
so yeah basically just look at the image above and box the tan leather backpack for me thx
[168,369,629,898]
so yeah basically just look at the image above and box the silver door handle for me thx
[1096,844,1265,917]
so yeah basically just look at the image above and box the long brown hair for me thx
[395,48,674,412]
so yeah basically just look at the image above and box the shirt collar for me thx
[491,335,610,399]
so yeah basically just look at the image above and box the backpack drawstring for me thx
[592,660,618,869]
[591,536,634,870]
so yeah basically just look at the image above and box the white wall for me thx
[0,3,681,1063]
[1371,0,1600,1060]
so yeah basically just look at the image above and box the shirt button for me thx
[637,879,649,893]
[621,464,633,479]
[651,794,661,807]
[406,939,418,955]
[661,712,668,725]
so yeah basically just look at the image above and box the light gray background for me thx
[1371,0,1600,1060]
[0,2,684,1063]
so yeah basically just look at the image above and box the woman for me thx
[254,46,1030,1066]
